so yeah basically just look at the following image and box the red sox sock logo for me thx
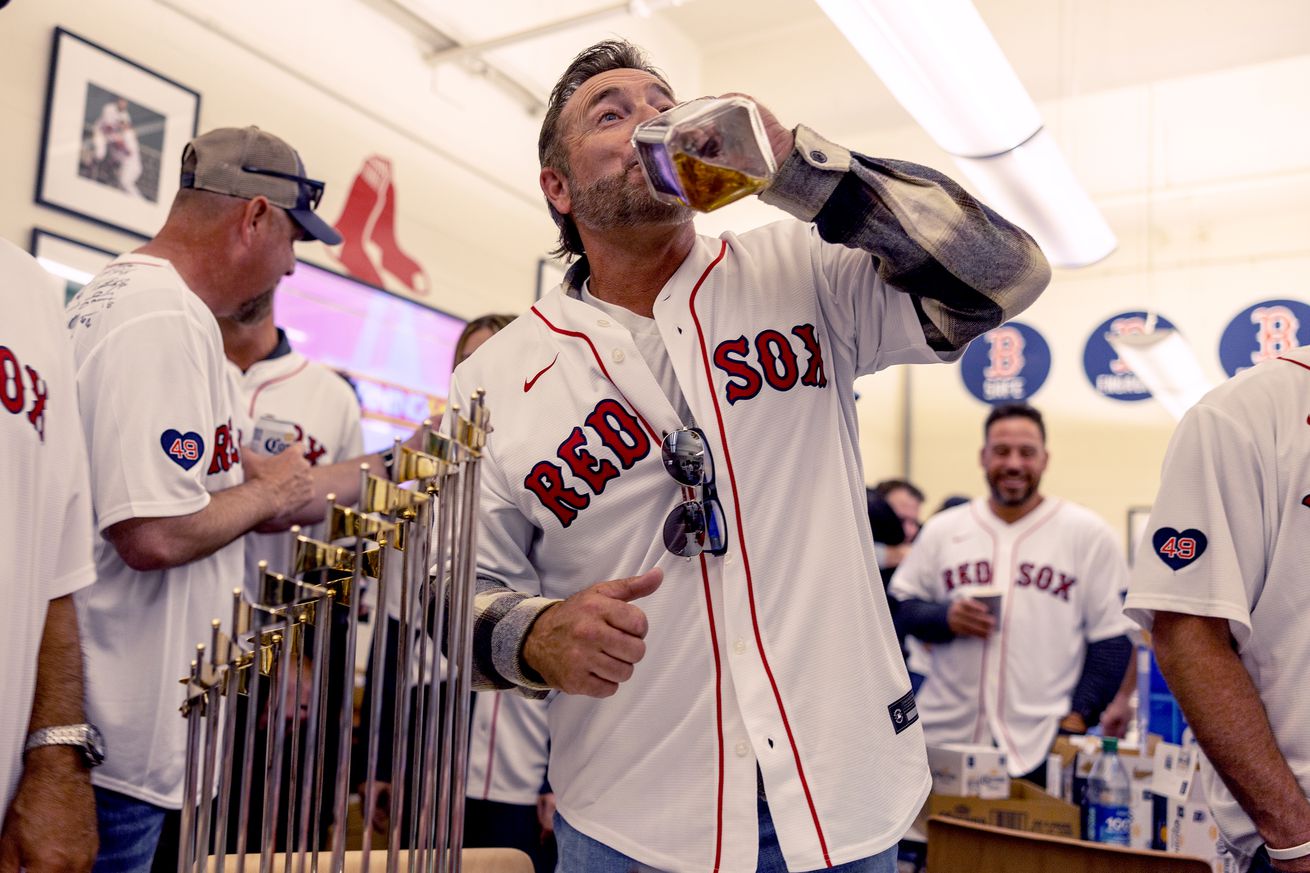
[330,156,429,296]
[0,345,48,442]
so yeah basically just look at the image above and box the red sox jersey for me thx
[67,254,245,808]
[230,346,363,585]
[888,498,1134,776]
[1125,347,1310,866]
[447,220,946,873]
[466,692,549,806]
[0,240,97,816]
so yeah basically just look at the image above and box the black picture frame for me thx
[29,227,120,304]
[35,27,201,239]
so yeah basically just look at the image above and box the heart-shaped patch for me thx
[160,429,205,471]
[1152,527,1208,571]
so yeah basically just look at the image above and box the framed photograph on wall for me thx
[30,227,119,304]
[35,28,200,239]
[536,256,568,300]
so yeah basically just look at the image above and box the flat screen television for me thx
[273,261,466,453]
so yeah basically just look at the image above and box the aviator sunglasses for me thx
[661,427,729,558]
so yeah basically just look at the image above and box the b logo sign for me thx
[960,321,1050,405]
[1219,299,1310,377]
[1083,311,1179,402]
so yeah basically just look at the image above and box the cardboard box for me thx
[927,743,1010,799]
[926,779,1082,838]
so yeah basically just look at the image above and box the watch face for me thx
[86,724,107,766]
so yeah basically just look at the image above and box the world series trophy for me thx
[175,392,523,873]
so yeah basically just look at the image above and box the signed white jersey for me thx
[449,222,941,873]
[68,254,245,808]
[1125,348,1310,866]
[889,498,1134,775]
[230,347,362,586]
[0,240,97,816]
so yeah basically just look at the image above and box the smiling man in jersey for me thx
[889,403,1134,786]
[443,41,1051,872]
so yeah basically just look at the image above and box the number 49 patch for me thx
[160,429,205,471]
[1152,527,1208,571]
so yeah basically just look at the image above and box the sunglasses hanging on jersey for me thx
[661,426,729,558]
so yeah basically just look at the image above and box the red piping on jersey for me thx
[699,554,725,873]
[481,694,502,800]
[995,499,1063,772]
[532,293,724,866]
[688,239,833,866]
[1278,355,1310,373]
[968,502,999,745]
[528,307,659,443]
[247,359,310,418]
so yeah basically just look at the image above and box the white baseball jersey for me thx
[67,254,246,808]
[230,343,363,586]
[888,497,1134,776]
[1125,348,1310,867]
[448,220,942,873]
[466,692,549,806]
[0,240,97,816]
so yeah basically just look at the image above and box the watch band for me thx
[1267,839,1310,861]
[24,723,104,767]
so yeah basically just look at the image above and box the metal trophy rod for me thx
[194,620,225,873]
[179,647,205,873]
[212,589,251,873]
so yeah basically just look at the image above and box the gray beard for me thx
[569,170,692,232]
[231,288,275,325]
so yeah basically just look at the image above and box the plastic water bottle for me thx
[1086,736,1132,845]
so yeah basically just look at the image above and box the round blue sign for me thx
[1083,311,1178,402]
[960,321,1051,405]
[1218,298,1310,377]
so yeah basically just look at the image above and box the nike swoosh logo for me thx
[524,355,559,393]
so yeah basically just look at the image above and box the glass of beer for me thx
[632,97,777,213]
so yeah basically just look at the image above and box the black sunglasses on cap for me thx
[661,427,729,558]
[241,164,326,211]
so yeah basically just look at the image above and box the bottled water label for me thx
[1089,804,1132,845]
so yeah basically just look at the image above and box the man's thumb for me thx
[600,568,664,603]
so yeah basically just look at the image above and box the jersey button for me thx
[611,349,625,363]
[735,741,750,758]
[597,318,610,328]
[733,639,746,655]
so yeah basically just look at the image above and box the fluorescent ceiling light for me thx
[813,0,1116,267]
[953,129,1117,268]
[1107,327,1215,420]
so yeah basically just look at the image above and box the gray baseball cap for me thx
[179,126,342,245]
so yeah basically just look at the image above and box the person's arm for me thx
[1099,654,1138,738]
[1062,634,1132,734]
[1153,611,1310,870]
[894,598,953,643]
[0,597,98,873]
[272,427,428,527]
[104,445,310,571]
[756,119,1051,351]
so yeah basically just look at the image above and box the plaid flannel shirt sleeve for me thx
[760,125,1052,352]
[469,573,556,696]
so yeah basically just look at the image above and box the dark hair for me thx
[984,402,1046,443]
[873,478,925,503]
[935,495,971,514]
[454,313,515,368]
[537,40,672,261]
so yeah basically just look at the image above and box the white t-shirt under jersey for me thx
[68,253,246,808]
[0,240,97,816]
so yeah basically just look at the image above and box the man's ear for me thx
[239,196,273,245]
[540,167,571,216]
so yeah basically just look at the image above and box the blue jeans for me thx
[555,791,898,872]
[92,786,167,873]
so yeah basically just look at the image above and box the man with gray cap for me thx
[66,126,337,871]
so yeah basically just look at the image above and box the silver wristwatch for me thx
[24,723,106,768]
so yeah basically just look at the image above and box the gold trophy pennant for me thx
[361,474,430,519]
[328,503,396,543]
[293,535,355,575]
[396,447,445,484]
[424,431,459,463]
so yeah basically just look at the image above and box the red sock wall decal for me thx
[330,156,429,296]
